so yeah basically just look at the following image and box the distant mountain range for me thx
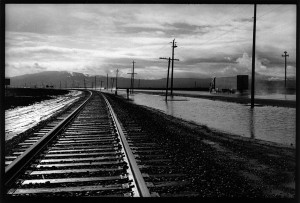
[7,71,296,91]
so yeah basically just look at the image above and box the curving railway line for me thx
[4,90,296,198]
[5,89,195,197]
[5,91,153,197]
[5,90,201,197]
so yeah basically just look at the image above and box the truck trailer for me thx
[210,75,249,93]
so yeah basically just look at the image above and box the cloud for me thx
[235,53,267,72]
[5,4,296,79]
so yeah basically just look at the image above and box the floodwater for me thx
[117,90,295,147]
[5,90,83,141]
[135,89,296,101]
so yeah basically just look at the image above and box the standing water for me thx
[121,91,295,147]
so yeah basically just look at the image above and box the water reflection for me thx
[134,89,296,101]
[165,97,174,116]
[249,108,255,139]
[130,93,295,147]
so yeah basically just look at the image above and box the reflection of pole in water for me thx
[249,108,255,139]
[165,99,174,116]
[285,93,287,100]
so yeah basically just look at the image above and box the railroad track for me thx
[5,90,89,167]
[5,90,199,197]
[5,91,150,197]
[104,93,199,197]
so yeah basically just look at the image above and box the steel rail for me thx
[4,90,93,189]
[101,93,151,197]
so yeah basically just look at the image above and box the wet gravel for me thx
[104,93,295,198]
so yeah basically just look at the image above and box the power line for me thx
[256,4,286,20]
[199,21,253,46]
[199,5,291,47]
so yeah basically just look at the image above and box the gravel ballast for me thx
[104,93,295,198]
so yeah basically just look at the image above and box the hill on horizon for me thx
[7,71,296,91]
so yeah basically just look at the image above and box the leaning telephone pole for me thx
[282,51,289,88]
[251,4,257,108]
[160,57,179,101]
[170,39,178,95]
[116,69,119,92]
[127,61,137,94]
[160,57,171,101]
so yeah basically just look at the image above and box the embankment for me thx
[5,88,70,110]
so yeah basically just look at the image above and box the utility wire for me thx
[199,21,252,46]
[256,4,286,20]
[199,4,292,46]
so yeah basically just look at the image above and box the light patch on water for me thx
[127,93,295,147]
[5,90,83,141]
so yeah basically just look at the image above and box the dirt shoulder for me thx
[106,93,295,198]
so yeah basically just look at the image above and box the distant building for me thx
[213,75,249,93]
[237,75,248,92]
[5,78,12,96]
[5,78,10,87]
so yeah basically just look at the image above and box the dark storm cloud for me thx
[233,18,253,23]
[102,57,163,70]
[34,62,47,70]
[183,57,237,65]
[166,23,212,35]
[120,22,212,37]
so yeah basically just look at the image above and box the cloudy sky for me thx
[5,4,296,80]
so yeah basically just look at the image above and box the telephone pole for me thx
[282,51,289,88]
[111,78,115,92]
[95,76,96,90]
[107,74,108,90]
[251,4,257,108]
[160,57,179,101]
[127,72,132,93]
[100,81,103,92]
[116,69,119,93]
[84,78,86,89]
[132,60,136,93]
[127,61,137,94]
[171,39,178,95]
